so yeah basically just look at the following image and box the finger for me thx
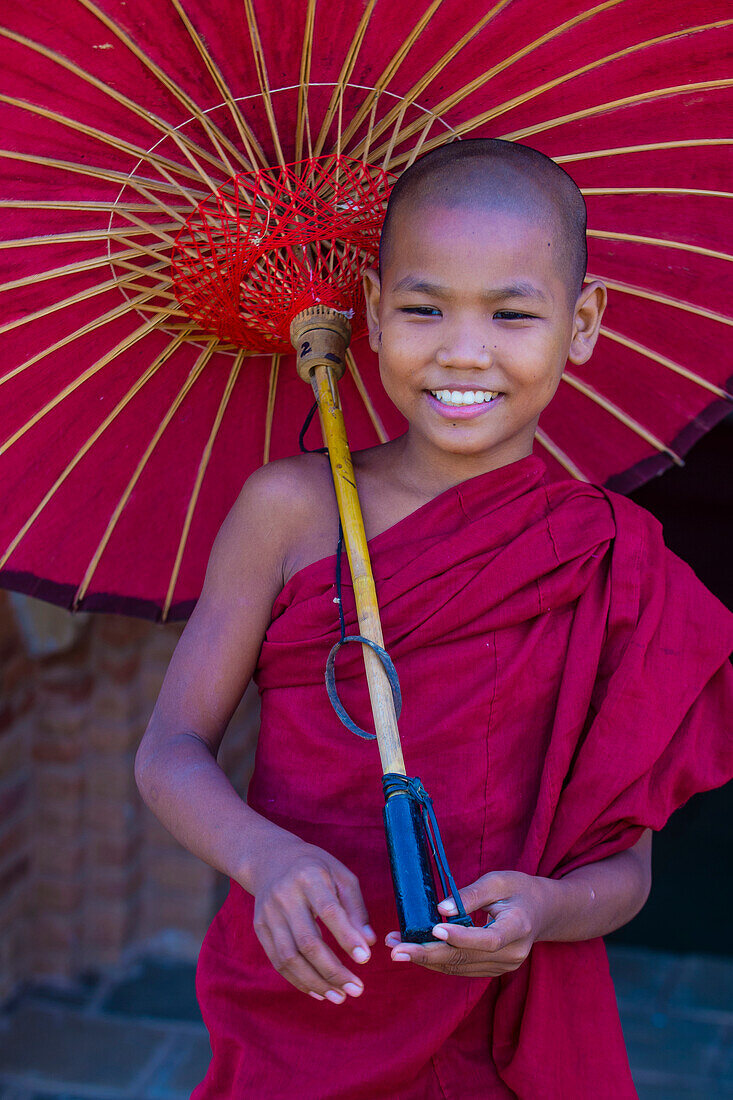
[305,873,372,965]
[391,941,476,975]
[257,914,343,1000]
[385,931,402,948]
[287,901,366,997]
[332,867,375,952]
[437,872,515,916]
[434,909,531,953]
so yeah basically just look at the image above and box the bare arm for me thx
[386,830,652,975]
[135,462,373,1003]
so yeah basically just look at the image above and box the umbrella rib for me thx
[0,314,164,458]
[500,79,733,145]
[295,0,316,161]
[560,371,684,464]
[534,429,590,482]
[338,0,444,159]
[0,248,143,294]
[588,273,733,329]
[0,291,161,389]
[76,0,246,176]
[0,93,217,194]
[74,339,218,610]
[313,0,377,157]
[167,0,267,171]
[242,0,286,168]
[582,187,733,199]
[588,228,733,264]
[598,327,733,400]
[263,355,280,464]
[163,349,244,621]
[345,350,388,444]
[0,150,205,217]
[365,0,624,161]
[0,200,191,214]
[0,272,148,337]
[0,225,180,251]
[557,138,733,164]
[0,28,241,180]
[0,330,190,572]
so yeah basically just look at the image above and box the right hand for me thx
[249,839,376,1003]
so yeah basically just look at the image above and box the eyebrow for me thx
[390,276,549,302]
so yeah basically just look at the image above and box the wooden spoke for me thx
[561,371,684,464]
[74,338,218,609]
[599,327,733,399]
[242,0,285,168]
[0,150,205,218]
[0,200,191,214]
[339,0,444,157]
[296,0,317,161]
[557,138,733,164]
[0,273,136,336]
[0,93,218,197]
[263,354,280,464]
[77,0,247,176]
[345,350,388,443]
[0,291,160,389]
[168,0,267,171]
[0,224,180,251]
[0,331,190,571]
[0,28,239,180]
[0,314,163,457]
[163,349,244,621]
[313,0,377,157]
[404,113,439,168]
[588,273,733,328]
[368,0,623,163]
[501,80,732,145]
[0,248,144,294]
[534,428,590,481]
[384,19,731,161]
[588,228,733,263]
[582,187,733,199]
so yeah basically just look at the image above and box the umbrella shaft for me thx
[310,363,406,776]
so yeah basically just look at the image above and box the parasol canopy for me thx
[0,0,731,620]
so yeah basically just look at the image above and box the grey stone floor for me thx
[0,946,731,1098]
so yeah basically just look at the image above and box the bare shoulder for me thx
[212,452,339,593]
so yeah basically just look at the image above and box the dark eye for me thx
[401,306,442,317]
[493,310,534,320]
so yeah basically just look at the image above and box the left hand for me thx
[386,870,555,977]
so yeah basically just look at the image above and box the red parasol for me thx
[0,0,731,621]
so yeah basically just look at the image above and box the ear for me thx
[567,280,607,366]
[363,267,382,354]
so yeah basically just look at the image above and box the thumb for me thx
[437,871,515,917]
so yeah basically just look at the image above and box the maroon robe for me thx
[193,455,733,1099]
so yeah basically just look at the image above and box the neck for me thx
[388,430,535,502]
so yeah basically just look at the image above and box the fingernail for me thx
[343,982,363,997]
[432,925,449,940]
[308,991,325,1001]
[353,946,369,963]
[362,924,376,940]
[325,990,345,1004]
[438,899,458,914]
[392,951,411,962]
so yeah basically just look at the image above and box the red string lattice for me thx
[171,155,394,353]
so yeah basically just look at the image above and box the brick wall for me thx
[0,591,257,1001]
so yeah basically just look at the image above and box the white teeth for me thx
[430,389,498,406]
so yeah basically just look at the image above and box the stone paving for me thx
[0,946,731,1098]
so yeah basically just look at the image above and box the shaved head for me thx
[379,139,588,301]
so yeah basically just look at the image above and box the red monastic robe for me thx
[193,455,733,1099]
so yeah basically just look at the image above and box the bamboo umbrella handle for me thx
[291,307,406,776]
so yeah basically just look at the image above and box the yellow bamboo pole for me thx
[290,307,405,776]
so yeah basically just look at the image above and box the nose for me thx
[435,321,493,371]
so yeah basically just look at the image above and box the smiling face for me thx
[364,198,605,480]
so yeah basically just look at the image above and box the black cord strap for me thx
[382,774,473,926]
[299,399,328,454]
[325,636,402,740]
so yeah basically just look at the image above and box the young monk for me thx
[135,139,733,1099]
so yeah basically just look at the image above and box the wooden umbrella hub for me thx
[170,154,393,355]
